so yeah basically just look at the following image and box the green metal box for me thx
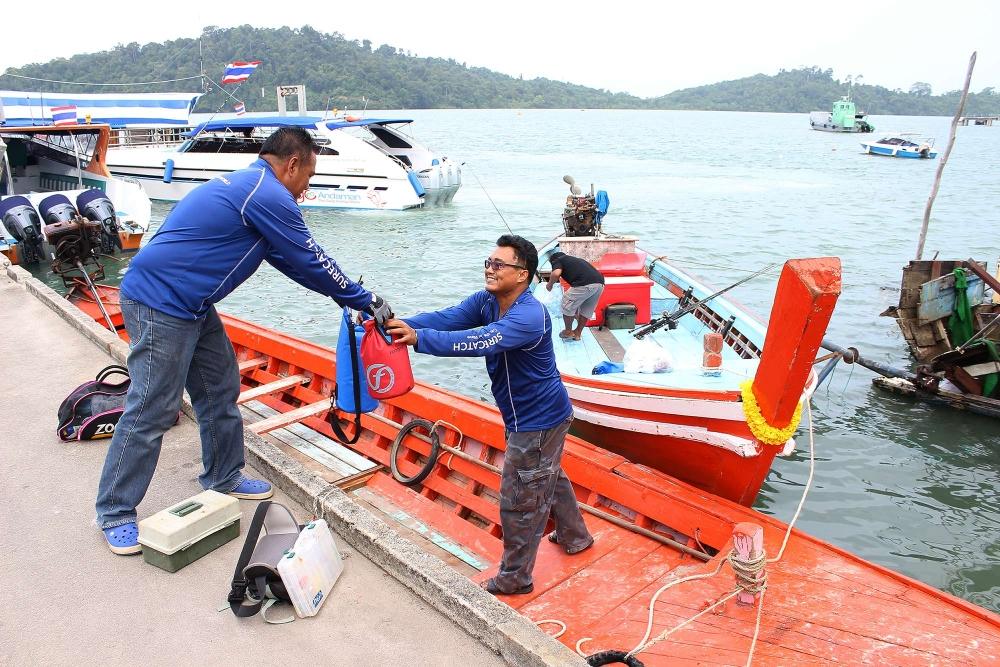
[138,490,242,573]
[604,303,637,330]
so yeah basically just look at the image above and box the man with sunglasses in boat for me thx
[385,235,593,595]
[95,127,394,555]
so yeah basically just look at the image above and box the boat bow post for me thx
[749,258,842,448]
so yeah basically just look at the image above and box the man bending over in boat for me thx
[546,251,605,341]
[95,127,393,555]
[385,235,593,595]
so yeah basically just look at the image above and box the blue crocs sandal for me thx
[103,522,141,555]
[228,477,274,500]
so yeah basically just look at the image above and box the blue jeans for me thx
[96,300,246,528]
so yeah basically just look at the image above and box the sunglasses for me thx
[484,258,526,271]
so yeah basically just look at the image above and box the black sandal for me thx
[548,532,594,555]
[480,577,534,595]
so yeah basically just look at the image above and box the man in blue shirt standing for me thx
[385,235,592,595]
[97,127,393,555]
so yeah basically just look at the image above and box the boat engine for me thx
[38,193,79,225]
[560,175,609,237]
[76,189,122,254]
[38,194,103,281]
[0,196,45,265]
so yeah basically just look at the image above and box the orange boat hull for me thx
[67,286,1000,664]
[559,257,839,507]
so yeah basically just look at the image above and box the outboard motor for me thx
[0,196,44,264]
[77,189,122,253]
[38,193,102,278]
[38,193,78,224]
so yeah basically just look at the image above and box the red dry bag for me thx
[359,320,415,399]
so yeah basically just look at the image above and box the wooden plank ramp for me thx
[236,374,310,404]
[240,399,378,485]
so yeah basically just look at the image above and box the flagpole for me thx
[188,80,249,142]
[189,62,260,139]
[213,80,245,105]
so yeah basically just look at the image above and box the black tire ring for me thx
[390,418,441,486]
[586,650,644,667]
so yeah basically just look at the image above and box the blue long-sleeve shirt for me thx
[121,158,372,320]
[404,289,572,432]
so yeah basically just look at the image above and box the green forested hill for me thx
[651,67,1000,116]
[4,25,998,116]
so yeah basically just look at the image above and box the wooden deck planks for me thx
[240,400,377,479]
[364,472,503,565]
[585,553,995,666]
[236,373,310,404]
[248,398,332,434]
[519,528,690,647]
[237,356,268,372]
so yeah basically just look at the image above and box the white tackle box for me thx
[138,490,241,572]
[276,519,344,617]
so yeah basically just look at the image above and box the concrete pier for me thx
[0,260,579,666]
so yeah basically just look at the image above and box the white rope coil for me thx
[535,619,567,639]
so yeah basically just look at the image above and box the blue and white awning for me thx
[0,91,201,128]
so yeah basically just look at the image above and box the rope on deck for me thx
[534,619,567,639]
[595,400,819,667]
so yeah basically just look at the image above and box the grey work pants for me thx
[494,415,592,592]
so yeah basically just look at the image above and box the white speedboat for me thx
[0,122,151,268]
[106,116,462,210]
[860,133,938,159]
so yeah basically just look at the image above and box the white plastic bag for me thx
[535,286,557,305]
[623,338,674,373]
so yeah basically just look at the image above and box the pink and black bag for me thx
[57,365,130,441]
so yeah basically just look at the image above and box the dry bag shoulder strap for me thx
[228,501,272,617]
[329,313,363,445]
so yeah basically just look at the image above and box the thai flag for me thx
[221,61,261,85]
[51,105,78,126]
[234,102,246,116]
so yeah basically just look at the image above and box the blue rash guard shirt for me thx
[404,289,573,433]
[120,158,372,320]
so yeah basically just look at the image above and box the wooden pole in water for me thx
[752,258,842,431]
[916,52,977,260]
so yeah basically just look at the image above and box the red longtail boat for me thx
[536,230,836,507]
[67,282,1000,665]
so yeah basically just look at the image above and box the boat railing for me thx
[110,127,190,148]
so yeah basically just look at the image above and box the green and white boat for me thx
[809,95,874,133]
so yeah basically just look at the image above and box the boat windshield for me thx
[1,129,101,169]
[880,137,919,147]
[182,128,338,155]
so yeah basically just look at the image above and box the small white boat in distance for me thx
[106,115,462,210]
[860,133,938,159]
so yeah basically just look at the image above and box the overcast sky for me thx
[2,0,996,98]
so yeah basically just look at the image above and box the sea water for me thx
[45,109,1000,611]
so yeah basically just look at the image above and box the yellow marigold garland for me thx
[739,380,802,446]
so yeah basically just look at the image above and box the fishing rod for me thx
[468,167,515,236]
[630,262,780,339]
